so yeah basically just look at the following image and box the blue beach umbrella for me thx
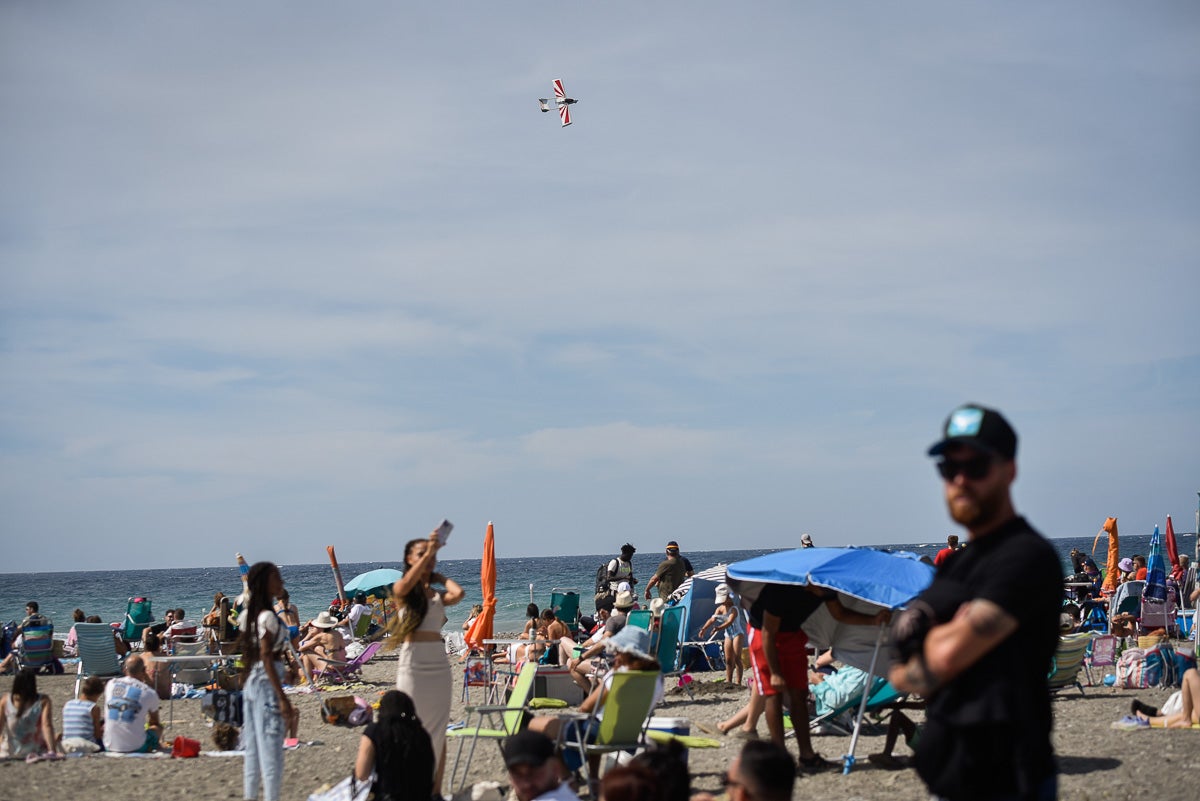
[1145,525,1168,603]
[726,547,934,775]
[725,546,933,612]
[343,568,403,597]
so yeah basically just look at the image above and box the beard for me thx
[946,487,1005,529]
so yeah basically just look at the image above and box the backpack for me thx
[595,562,612,596]
[1144,642,1178,688]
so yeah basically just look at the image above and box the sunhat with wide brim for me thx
[1118,558,1134,573]
[605,625,653,661]
[613,590,636,610]
[311,611,340,629]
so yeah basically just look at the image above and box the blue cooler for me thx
[1178,609,1194,638]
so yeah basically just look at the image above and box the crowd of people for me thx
[3,404,1198,801]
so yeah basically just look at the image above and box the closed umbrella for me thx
[1145,524,1168,603]
[465,522,496,651]
[1164,515,1183,583]
[726,547,934,774]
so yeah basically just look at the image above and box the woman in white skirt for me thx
[386,529,463,797]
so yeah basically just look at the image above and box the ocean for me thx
[2,533,1194,637]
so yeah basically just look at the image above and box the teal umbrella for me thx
[343,568,403,597]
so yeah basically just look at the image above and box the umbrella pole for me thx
[843,623,887,775]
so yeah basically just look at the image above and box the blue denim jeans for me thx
[243,661,285,801]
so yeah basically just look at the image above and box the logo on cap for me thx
[946,407,985,437]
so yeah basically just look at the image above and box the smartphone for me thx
[434,519,454,546]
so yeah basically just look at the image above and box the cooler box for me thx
[1178,609,1195,639]
[534,666,585,706]
[647,717,690,764]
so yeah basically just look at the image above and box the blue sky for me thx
[2,2,1198,572]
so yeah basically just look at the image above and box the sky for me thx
[1,2,1198,573]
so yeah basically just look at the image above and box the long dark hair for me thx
[371,691,434,799]
[237,561,280,674]
[385,539,430,644]
[11,669,39,712]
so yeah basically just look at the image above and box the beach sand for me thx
[1,648,1197,801]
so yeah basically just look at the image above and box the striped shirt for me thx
[62,699,99,743]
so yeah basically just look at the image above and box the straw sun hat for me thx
[311,611,340,629]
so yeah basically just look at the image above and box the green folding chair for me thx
[559,669,660,798]
[1047,632,1092,695]
[447,662,567,791]
[625,610,652,630]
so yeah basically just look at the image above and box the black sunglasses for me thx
[935,455,994,482]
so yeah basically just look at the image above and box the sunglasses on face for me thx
[935,455,994,481]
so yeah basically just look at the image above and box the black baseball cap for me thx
[927,404,1017,461]
[502,729,556,769]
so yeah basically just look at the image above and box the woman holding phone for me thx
[386,524,463,797]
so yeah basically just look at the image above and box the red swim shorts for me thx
[748,626,809,697]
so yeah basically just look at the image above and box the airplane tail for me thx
[538,99,551,112]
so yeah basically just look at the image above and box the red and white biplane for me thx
[538,79,577,127]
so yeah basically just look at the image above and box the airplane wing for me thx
[553,79,567,103]
[559,103,572,127]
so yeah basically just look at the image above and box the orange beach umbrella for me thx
[465,521,496,650]
[1092,517,1119,596]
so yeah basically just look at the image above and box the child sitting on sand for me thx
[59,676,105,753]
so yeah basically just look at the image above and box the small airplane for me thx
[538,79,577,127]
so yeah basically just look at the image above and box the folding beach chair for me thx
[1079,599,1109,633]
[73,622,125,697]
[13,622,60,674]
[653,606,686,673]
[558,670,660,798]
[625,610,652,631]
[550,588,581,633]
[1140,595,1178,636]
[123,597,153,643]
[313,641,383,685]
[172,638,216,686]
[1084,634,1119,686]
[447,662,568,791]
[1047,632,1092,695]
[798,674,887,737]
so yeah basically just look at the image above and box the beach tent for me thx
[725,547,933,774]
[668,563,731,643]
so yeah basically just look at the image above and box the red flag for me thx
[1165,515,1182,582]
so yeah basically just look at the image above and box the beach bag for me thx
[1116,648,1148,689]
[1144,642,1177,688]
[307,771,374,801]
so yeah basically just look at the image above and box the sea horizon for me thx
[2,532,1194,637]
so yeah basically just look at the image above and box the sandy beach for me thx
[2,644,1197,801]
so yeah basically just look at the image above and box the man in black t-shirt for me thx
[889,404,1060,801]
